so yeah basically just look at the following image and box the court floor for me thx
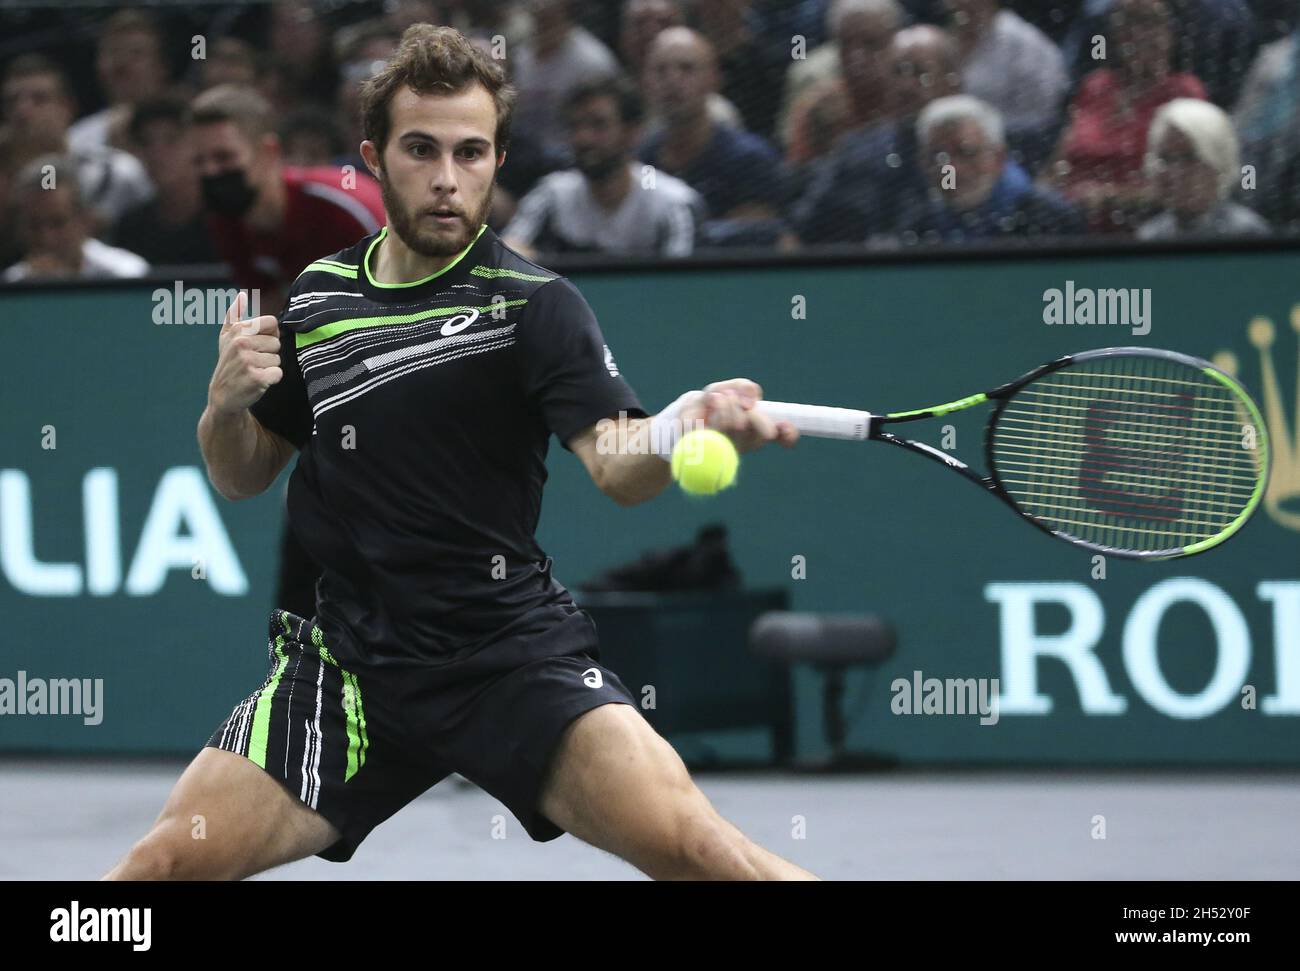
[2,759,1296,880]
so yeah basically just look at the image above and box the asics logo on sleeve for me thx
[440,308,480,336]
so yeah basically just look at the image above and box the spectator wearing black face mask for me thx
[190,83,386,622]
[191,84,385,314]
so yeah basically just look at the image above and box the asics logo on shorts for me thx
[440,308,480,336]
[582,667,603,688]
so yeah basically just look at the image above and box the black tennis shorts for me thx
[205,606,637,862]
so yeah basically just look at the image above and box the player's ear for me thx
[359,140,383,180]
[496,148,507,169]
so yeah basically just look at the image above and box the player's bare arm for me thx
[567,378,799,507]
[197,290,297,501]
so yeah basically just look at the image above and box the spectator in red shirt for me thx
[1044,0,1206,234]
[191,84,384,311]
[190,82,386,620]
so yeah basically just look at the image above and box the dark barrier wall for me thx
[2,247,1298,761]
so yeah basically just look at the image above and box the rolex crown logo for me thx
[1214,306,1300,531]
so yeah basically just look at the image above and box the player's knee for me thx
[111,830,185,881]
[112,818,233,881]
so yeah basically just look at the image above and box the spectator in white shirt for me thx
[946,0,1068,131]
[505,75,702,258]
[4,155,149,282]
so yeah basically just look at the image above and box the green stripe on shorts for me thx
[313,625,368,781]
[248,612,293,768]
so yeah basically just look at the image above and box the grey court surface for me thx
[2,759,1297,880]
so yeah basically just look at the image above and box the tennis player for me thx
[104,24,812,881]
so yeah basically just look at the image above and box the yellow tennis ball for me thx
[671,429,739,496]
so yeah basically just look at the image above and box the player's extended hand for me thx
[681,379,800,454]
[208,291,284,416]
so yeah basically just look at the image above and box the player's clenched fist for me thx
[209,290,284,416]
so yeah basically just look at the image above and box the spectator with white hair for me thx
[1137,98,1270,240]
[888,95,1082,245]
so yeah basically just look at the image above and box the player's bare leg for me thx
[538,703,819,880]
[103,747,340,880]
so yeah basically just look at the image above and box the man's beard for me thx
[574,151,625,182]
[378,168,493,257]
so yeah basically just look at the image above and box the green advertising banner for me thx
[1,247,1297,761]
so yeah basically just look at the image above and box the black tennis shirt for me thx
[250,224,647,667]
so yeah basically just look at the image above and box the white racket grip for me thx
[755,401,873,441]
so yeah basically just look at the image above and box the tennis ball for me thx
[671,429,739,496]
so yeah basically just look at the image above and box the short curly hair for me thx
[359,23,515,156]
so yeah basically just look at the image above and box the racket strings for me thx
[991,355,1264,553]
[994,422,1248,455]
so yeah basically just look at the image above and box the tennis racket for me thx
[754,347,1270,560]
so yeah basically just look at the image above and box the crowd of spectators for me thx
[1,0,1297,280]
